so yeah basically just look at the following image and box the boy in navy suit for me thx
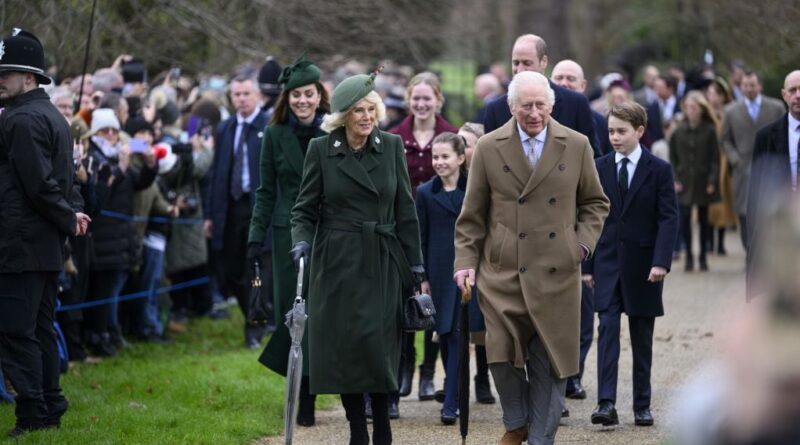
[582,102,678,427]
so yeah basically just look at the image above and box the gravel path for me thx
[257,237,746,445]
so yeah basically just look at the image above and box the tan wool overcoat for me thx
[454,118,609,378]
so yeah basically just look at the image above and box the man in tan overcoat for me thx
[454,71,609,445]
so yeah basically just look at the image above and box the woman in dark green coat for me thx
[669,91,721,271]
[247,55,329,427]
[290,74,424,445]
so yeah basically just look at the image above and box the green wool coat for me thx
[248,123,316,376]
[291,126,422,395]
[669,120,721,207]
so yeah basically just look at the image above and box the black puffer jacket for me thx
[87,139,157,271]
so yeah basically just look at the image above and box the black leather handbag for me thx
[403,290,436,332]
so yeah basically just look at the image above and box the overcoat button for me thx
[549,267,557,273]
[418,152,424,157]
[559,164,566,171]
[549,232,556,239]
[519,267,527,273]
[518,198,526,204]
[549,198,556,205]
[418,167,424,171]
[519,233,527,239]
[503,165,511,172]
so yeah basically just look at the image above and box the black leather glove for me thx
[410,265,426,286]
[289,241,311,269]
[246,242,263,269]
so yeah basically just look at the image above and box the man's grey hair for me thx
[48,87,73,105]
[507,71,555,107]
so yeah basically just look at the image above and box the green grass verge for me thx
[0,312,332,445]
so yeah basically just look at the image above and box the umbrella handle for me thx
[295,257,304,298]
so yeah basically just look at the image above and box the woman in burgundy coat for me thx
[387,72,457,414]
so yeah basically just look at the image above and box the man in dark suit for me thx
[746,70,800,298]
[583,102,678,428]
[482,34,600,157]
[0,28,90,436]
[549,58,609,404]
[644,75,680,145]
[205,75,270,348]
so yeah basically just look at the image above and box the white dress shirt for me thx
[517,123,548,168]
[235,108,261,193]
[615,144,643,187]
[789,113,800,191]
[744,95,763,122]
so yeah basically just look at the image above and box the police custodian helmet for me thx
[0,28,51,85]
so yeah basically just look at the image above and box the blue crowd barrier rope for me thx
[100,209,205,225]
[58,276,210,312]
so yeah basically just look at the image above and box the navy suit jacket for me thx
[584,148,679,317]
[746,114,793,294]
[207,111,268,250]
[482,80,600,157]
[644,99,680,146]
[592,110,613,156]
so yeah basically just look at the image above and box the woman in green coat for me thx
[247,55,329,427]
[290,74,424,445]
[670,91,721,271]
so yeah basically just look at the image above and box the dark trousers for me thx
[567,282,595,392]
[596,287,655,410]
[83,269,129,337]
[421,329,439,377]
[680,205,709,260]
[342,392,391,445]
[0,272,68,427]
[217,194,266,340]
[439,331,459,415]
[169,264,213,317]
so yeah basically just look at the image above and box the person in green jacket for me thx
[247,54,329,427]
[290,73,424,445]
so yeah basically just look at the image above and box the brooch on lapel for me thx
[257,131,264,139]
[375,136,381,144]
[558,164,566,171]
[503,165,511,173]
[333,140,342,148]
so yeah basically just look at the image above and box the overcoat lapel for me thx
[329,127,379,195]
[494,120,530,189]
[280,128,305,176]
[601,156,623,211]
[521,121,566,198]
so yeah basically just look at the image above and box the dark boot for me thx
[717,228,727,255]
[699,254,709,271]
[341,394,369,445]
[684,254,694,272]
[418,365,435,401]
[297,377,316,427]
[398,365,413,397]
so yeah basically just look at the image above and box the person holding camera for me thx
[247,54,329,427]
[83,108,157,356]
[162,125,215,324]
[290,73,423,445]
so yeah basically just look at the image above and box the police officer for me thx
[0,28,90,437]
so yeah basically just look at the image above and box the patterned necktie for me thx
[527,138,539,171]
[619,157,629,197]
[231,122,249,200]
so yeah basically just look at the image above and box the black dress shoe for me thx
[566,381,587,399]
[434,389,445,403]
[388,399,399,419]
[418,377,435,401]
[634,408,654,426]
[591,401,619,426]
[441,410,457,425]
[561,408,570,418]
[474,375,496,404]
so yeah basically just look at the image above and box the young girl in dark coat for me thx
[416,132,469,424]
